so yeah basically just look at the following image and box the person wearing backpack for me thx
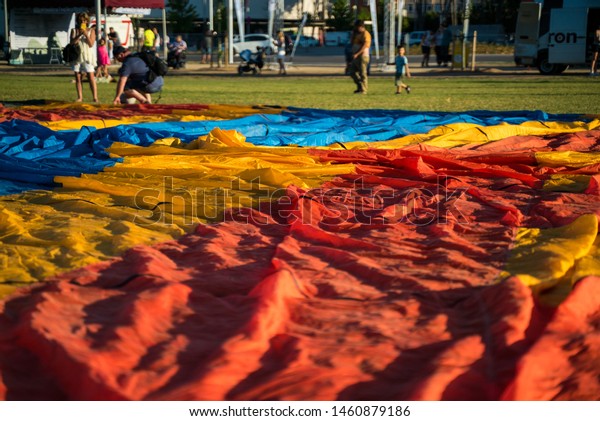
[69,12,98,103]
[112,46,163,105]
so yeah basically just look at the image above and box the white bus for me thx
[514,0,600,74]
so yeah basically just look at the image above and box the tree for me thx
[468,0,522,34]
[167,0,199,34]
[326,0,354,31]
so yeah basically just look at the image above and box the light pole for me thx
[3,0,9,53]
[352,4,357,22]
[245,4,250,35]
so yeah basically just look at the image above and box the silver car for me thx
[233,34,277,55]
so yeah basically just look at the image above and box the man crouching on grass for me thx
[112,46,163,104]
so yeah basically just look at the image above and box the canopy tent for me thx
[5,0,167,60]
[6,0,164,8]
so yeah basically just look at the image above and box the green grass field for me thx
[0,72,598,114]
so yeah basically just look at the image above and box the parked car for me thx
[407,31,427,46]
[233,34,276,55]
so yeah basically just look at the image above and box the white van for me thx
[514,0,600,74]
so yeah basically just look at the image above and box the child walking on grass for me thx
[395,45,411,94]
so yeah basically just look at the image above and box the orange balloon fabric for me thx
[1,144,599,400]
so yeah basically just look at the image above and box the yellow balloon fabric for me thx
[501,214,599,305]
[344,120,600,150]
[0,128,354,290]
[2,114,600,305]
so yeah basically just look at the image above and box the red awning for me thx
[105,0,165,8]
[7,0,165,9]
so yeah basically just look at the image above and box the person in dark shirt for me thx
[112,46,163,104]
[108,27,122,59]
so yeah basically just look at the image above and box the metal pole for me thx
[369,0,379,59]
[397,0,404,47]
[209,0,214,31]
[471,30,477,71]
[4,0,9,48]
[162,7,167,60]
[103,7,108,42]
[385,0,396,64]
[462,0,471,70]
[290,12,307,61]
[228,0,233,64]
[268,0,275,40]
[95,0,102,41]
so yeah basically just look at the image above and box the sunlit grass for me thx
[0,72,597,115]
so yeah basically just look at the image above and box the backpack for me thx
[135,50,168,82]
[62,43,81,63]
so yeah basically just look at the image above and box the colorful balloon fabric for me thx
[0,102,600,400]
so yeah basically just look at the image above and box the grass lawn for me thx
[0,71,598,115]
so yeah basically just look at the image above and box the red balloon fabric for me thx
[1,144,599,400]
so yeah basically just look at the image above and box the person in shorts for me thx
[69,12,98,102]
[112,46,163,105]
[394,45,411,94]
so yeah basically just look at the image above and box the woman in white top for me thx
[276,31,287,75]
[70,12,98,103]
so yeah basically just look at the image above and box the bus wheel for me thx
[537,51,567,75]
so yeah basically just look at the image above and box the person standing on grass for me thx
[143,26,155,51]
[421,30,434,67]
[276,31,287,75]
[95,37,112,83]
[591,25,600,76]
[70,12,98,103]
[394,45,411,95]
[349,20,371,94]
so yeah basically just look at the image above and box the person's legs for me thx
[359,56,369,93]
[278,57,286,74]
[435,46,442,66]
[121,88,148,103]
[591,51,599,75]
[86,71,98,102]
[74,72,83,102]
[442,45,450,66]
[350,57,362,92]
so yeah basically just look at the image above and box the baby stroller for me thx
[238,48,265,75]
